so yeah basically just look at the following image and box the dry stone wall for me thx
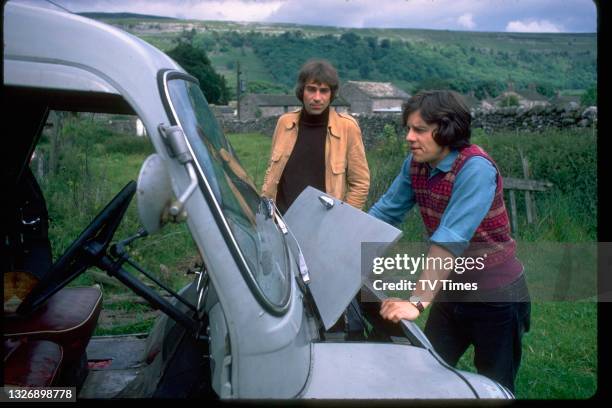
[220,105,597,149]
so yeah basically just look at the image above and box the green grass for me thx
[227,132,272,191]
[136,33,180,52]
[209,46,277,85]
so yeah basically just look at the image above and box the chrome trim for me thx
[318,195,334,210]
[169,161,198,216]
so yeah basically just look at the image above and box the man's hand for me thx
[380,298,420,323]
[379,244,454,324]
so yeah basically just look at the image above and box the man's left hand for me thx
[380,298,420,323]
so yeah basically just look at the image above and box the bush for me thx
[581,86,597,106]
[471,128,596,240]
[365,127,596,241]
[500,94,520,107]
[365,124,407,210]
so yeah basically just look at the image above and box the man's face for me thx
[302,80,331,115]
[405,110,449,167]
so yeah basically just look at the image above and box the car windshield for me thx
[164,73,290,313]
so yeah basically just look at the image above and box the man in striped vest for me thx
[369,90,530,393]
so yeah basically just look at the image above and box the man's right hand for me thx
[380,298,421,323]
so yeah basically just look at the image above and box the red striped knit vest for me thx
[410,144,516,270]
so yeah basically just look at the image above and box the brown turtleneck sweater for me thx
[276,107,329,214]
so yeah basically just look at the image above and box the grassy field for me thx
[34,118,596,399]
[209,46,277,85]
[228,133,273,188]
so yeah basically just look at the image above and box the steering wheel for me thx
[17,181,137,315]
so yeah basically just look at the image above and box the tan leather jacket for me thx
[261,108,370,209]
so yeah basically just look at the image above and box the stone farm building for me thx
[339,81,411,114]
[491,83,550,109]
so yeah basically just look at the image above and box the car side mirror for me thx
[136,153,173,234]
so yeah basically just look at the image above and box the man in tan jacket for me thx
[261,59,370,214]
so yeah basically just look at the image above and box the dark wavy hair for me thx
[295,59,339,102]
[402,90,472,149]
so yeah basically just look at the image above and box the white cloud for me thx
[52,0,285,22]
[505,19,563,33]
[178,1,285,22]
[266,0,490,30]
[457,13,476,30]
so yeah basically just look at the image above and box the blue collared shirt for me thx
[368,150,497,256]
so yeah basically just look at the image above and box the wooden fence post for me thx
[519,149,535,224]
[509,190,518,234]
[504,176,553,236]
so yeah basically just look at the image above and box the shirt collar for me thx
[429,149,458,173]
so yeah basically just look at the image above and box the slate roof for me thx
[345,81,410,99]
[515,89,549,102]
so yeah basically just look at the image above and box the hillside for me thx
[84,14,597,99]
[77,12,174,21]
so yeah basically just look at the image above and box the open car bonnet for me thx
[283,186,402,329]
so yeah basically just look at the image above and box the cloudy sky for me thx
[22,0,597,32]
